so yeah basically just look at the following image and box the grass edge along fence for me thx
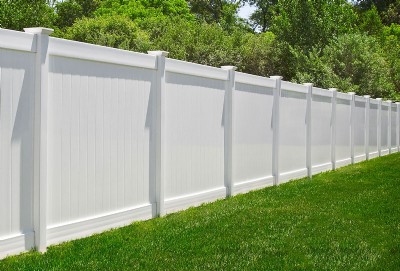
[0,26,399,259]
[1,153,400,269]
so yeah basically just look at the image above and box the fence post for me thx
[397,102,400,152]
[388,100,392,154]
[148,51,169,217]
[364,95,371,160]
[304,83,313,179]
[221,66,236,197]
[330,88,337,170]
[376,98,382,156]
[23,27,54,252]
[349,92,356,164]
[271,76,282,185]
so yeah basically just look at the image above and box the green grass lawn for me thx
[1,154,400,270]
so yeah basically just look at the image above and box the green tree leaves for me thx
[0,0,55,30]
[63,15,151,52]
[1,0,400,99]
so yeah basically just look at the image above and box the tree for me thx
[187,0,241,23]
[94,0,195,25]
[238,31,278,76]
[0,0,55,31]
[186,0,246,31]
[268,0,357,80]
[55,1,84,29]
[55,0,101,29]
[382,0,400,24]
[271,0,357,53]
[359,5,384,36]
[61,15,151,52]
[381,23,400,94]
[246,0,278,32]
[294,33,397,99]
[353,0,396,13]
[144,17,244,66]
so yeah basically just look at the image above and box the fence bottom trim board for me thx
[47,203,154,246]
[312,162,333,175]
[0,232,35,260]
[354,154,367,163]
[390,147,398,153]
[164,187,227,214]
[381,149,390,156]
[279,168,308,184]
[336,158,352,168]
[233,176,274,195]
[369,151,379,159]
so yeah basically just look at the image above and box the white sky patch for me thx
[238,3,257,20]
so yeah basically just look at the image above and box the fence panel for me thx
[354,96,366,161]
[232,73,275,194]
[46,38,157,245]
[163,59,227,213]
[311,88,333,174]
[369,101,379,158]
[279,82,308,182]
[0,31,36,257]
[381,103,390,155]
[335,93,352,167]
[391,104,397,152]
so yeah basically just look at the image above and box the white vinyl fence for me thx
[1,27,399,259]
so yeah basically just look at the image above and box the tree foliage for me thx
[1,0,400,99]
[62,15,151,52]
[94,0,195,25]
[0,0,55,30]
[247,0,277,32]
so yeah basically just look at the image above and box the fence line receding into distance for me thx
[0,27,399,258]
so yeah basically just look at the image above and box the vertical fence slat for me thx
[377,98,382,156]
[271,76,282,185]
[364,95,371,160]
[330,88,337,170]
[23,27,53,253]
[349,92,355,164]
[388,101,392,154]
[397,102,400,151]
[304,83,313,179]
[221,66,236,197]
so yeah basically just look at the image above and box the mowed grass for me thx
[1,154,400,270]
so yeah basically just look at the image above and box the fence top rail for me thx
[281,81,308,94]
[235,72,276,89]
[48,37,157,70]
[312,87,332,97]
[0,28,36,52]
[382,101,391,107]
[165,58,228,81]
[370,99,379,105]
[336,92,353,101]
[355,95,366,103]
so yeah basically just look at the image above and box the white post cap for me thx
[24,27,54,35]
[221,66,237,71]
[270,76,283,80]
[148,51,169,57]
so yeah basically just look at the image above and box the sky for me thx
[238,3,257,20]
